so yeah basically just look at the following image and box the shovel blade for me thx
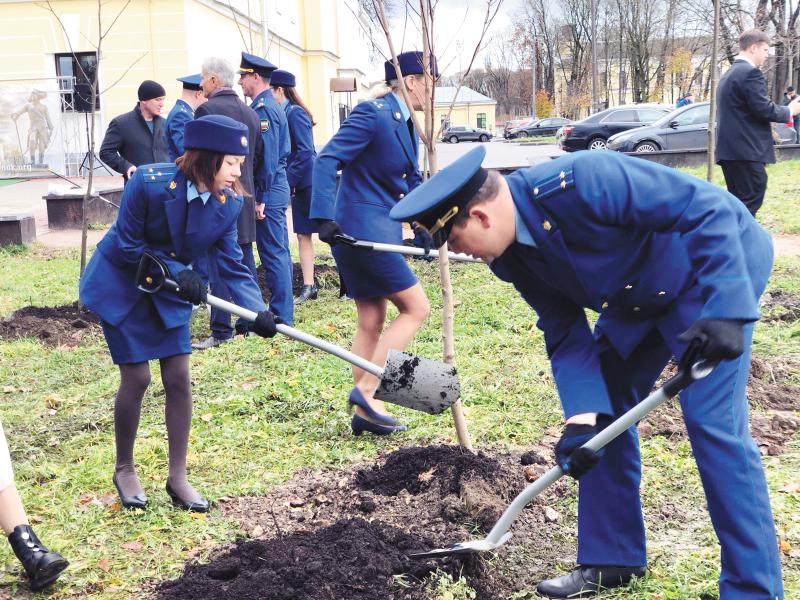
[374,350,460,415]
[408,533,512,559]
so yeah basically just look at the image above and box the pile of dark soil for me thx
[157,445,577,600]
[256,260,339,302]
[760,289,800,322]
[0,302,100,347]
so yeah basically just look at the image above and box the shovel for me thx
[408,351,716,558]
[135,253,459,415]
[334,234,483,263]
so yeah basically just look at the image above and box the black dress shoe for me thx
[166,481,210,513]
[294,284,318,305]
[112,472,148,509]
[7,525,69,591]
[536,565,646,598]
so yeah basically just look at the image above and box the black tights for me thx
[113,354,201,502]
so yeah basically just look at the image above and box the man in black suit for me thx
[99,80,170,182]
[192,57,267,349]
[716,29,800,216]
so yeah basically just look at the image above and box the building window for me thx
[55,52,99,112]
[477,112,486,129]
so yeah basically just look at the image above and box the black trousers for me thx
[719,160,768,216]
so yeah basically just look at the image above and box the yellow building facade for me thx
[433,86,497,135]
[0,0,376,174]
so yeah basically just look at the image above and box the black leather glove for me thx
[555,423,605,479]
[677,318,745,362]
[252,310,278,338]
[411,223,435,262]
[316,220,344,246]
[174,269,207,305]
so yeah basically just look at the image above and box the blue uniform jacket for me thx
[284,102,316,190]
[164,99,194,161]
[490,151,772,419]
[310,93,422,244]
[79,164,266,330]
[251,89,291,206]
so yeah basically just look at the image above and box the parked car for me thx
[556,104,672,151]
[503,119,529,139]
[607,101,798,152]
[441,126,493,143]
[507,117,572,139]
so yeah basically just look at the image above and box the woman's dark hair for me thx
[175,149,246,196]
[279,86,316,126]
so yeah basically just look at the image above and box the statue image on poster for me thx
[11,90,53,166]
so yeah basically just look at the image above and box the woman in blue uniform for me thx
[269,69,319,305]
[80,115,277,512]
[310,51,436,435]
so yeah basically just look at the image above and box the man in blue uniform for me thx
[390,147,782,599]
[164,74,206,161]
[238,52,294,326]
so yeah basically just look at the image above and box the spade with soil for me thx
[334,233,484,263]
[409,355,716,559]
[136,253,459,415]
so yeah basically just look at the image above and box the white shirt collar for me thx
[736,55,757,68]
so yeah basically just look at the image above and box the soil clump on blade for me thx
[158,445,579,600]
[0,302,100,347]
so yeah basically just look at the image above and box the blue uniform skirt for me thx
[101,295,190,364]
[290,186,318,235]
[332,243,418,300]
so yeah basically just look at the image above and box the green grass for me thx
[682,160,800,234]
[510,135,558,144]
[0,242,797,597]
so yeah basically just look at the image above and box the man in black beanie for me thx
[99,79,170,182]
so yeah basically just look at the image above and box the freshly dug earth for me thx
[256,260,339,302]
[760,288,800,322]
[0,301,100,346]
[157,445,578,600]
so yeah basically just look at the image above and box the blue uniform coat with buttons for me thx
[490,150,781,598]
[284,102,316,191]
[79,164,265,361]
[164,99,194,162]
[310,93,421,244]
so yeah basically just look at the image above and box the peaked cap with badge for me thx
[391,147,782,598]
[238,52,278,78]
[177,73,203,91]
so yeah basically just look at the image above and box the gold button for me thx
[169,252,176,258]
[624,284,633,290]
[542,220,551,231]
[145,276,153,284]
[633,307,641,312]
[560,180,566,189]
[658,290,666,296]
[533,187,539,195]
[398,193,405,199]
[601,301,609,309]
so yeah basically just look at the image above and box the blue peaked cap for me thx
[177,74,202,90]
[239,52,278,77]
[184,115,250,156]
[270,69,296,87]
[390,146,487,247]
[384,51,439,82]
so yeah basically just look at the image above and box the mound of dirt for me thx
[158,445,577,600]
[0,302,101,347]
[256,261,339,302]
[760,289,800,322]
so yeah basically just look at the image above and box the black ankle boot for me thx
[8,524,68,591]
[294,284,318,305]
[536,565,646,598]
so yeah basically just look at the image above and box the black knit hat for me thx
[138,80,166,101]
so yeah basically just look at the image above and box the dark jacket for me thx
[716,59,791,163]
[99,104,169,179]
[195,88,266,245]
[285,102,316,190]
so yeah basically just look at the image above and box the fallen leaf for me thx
[77,493,103,507]
[97,558,111,573]
[250,525,264,537]
[121,541,143,552]
[189,512,207,520]
[778,482,800,494]
[2,385,15,393]
[325,323,336,333]
[544,506,561,523]
[200,413,213,422]
[779,540,792,554]
[418,467,437,482]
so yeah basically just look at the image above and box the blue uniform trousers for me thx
[579,324,783,599]
[255,188,294,326]
[209,243,258,339]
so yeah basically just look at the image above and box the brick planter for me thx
[45,187,122,229]
[0,214,36,246]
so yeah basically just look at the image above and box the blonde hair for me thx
[365,77,404,100]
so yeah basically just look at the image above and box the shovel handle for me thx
[135,253,384,379]
[334,234,483,263]
[482,358,716,546]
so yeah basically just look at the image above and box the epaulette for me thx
[531,168,574,201]
[367,99,390,111]
[141,164,177,183]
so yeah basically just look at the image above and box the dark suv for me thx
[441,126,493,143]
[557,105,672,151]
